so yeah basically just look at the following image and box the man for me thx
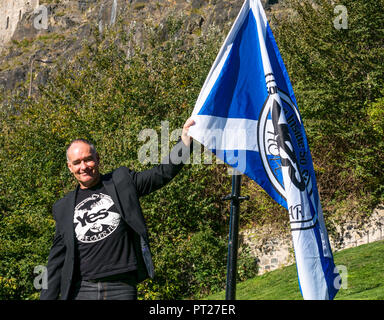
[40,118,195,300]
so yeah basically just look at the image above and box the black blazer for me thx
[40,140,191,300]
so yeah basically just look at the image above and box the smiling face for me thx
[67,141,100,189]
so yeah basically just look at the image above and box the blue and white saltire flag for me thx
[188,0,340,300]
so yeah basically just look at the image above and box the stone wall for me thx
[241,205,384,275]
[0,0,39,49]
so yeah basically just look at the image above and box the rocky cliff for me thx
[0,0,283,96]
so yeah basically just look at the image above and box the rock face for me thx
[0,0,40,50]
[0,0,282,95]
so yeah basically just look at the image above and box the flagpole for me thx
[223,172,249,300]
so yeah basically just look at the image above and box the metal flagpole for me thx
[222,172,249,300]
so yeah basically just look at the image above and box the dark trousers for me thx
[70,273,138,300]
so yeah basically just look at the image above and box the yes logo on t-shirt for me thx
[74,193,120,243]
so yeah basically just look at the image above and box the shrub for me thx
[0,16,258,300]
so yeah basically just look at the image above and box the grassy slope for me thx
[205,240,384,300]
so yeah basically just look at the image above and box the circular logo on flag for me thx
[257,89,317,230]
[257,89,311,202]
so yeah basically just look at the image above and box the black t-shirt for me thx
[73,181,137,280]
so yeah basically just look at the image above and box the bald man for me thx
[40,119,195,300]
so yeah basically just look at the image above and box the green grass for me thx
[205,240,384,300]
